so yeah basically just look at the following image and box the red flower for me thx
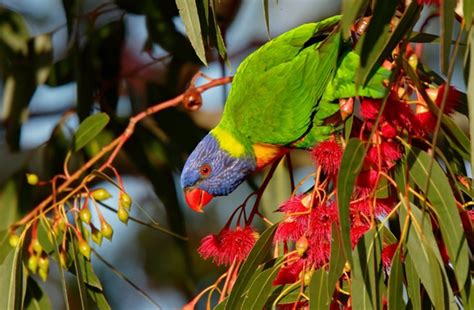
[274,195,311,242]
[366,141,402,169]
[434,84,460,114]
[350,223,370,247]
[308,202,338,239]
[356,169,379,193]
[414,111,437,132]
[381,243,399,267]
[311,141,343,176]
[273,256,304,285]
[380,122,397,138]
[360,98,381,120]
[198,226,258,266]
[351,197,395,217]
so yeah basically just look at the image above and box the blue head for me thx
[181,133,256,212]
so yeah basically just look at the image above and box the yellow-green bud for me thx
[78,240,91,260]
[79,208,92,224]
[117,207,129,224]
[38,256,49,271]
[31,239,43,255]
[39,268,48,282]
[296,236,309,256]
[27,255,38,273]
[8,233,20,248]
[303,270,313,286]
[408,53,418,70]
[91,188,112,201]
[26,173,39,185]
[101,222,113,240]
[120,193,132,210]
[59,252,68,268]
[91,227,103,246]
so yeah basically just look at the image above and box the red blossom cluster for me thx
[197,226,258,266]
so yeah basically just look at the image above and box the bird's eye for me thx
[199,164,212,177]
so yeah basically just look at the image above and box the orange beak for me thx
[184,188,214,212]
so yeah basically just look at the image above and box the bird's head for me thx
[181,133,256,212]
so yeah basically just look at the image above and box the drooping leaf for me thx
[309,268,330,310]
[387,248,405,310]
[351,227,383,310]
[464,0,473,29]
[24,277,52,310]
[72,112,110,152]
[225,224,277,309]
[404,253,421,310]
[337,138,365,264]
[0,180,19,231]
[407,147,470,289]
[340,0,368,39]
[327,223,346,295]
[175,0,208,65]
[240,264,281,309]
[263,0,270,38]
[440,0,456,74]
[355,1,421,87]
[399,200,454,309]
[87,287,111,310]
[0,238,24,310]
[468,30,474,191]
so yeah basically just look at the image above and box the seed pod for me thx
[303,270,313,286]
[38,255,49,271]
[91,188,112,201]
[182,88,203,111]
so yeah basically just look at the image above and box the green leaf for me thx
[356,1,421,86]
[468,30,474,191]
[225,224,277,309]
[340,0,368,39]
[87,287,111,310]
[0,180,19,231]
[404,253,421,310]
[440,0,456,74]
[351,227,383,310]
[73,112,110,152]
[407,147,470,289]
[399,200,454,309]
[0,230,13,264]
[387,248,405,310]
[24,277,52,310]
[67,240,103,290]
[0,238,23,310]
[337,138,365,264]
[175,0,208,65]
[309,268,330,310]
[262,0,270,38]
[240,264,280,309]
[358,0,397,76]
[327,223,345,295]
[464,0,473,30]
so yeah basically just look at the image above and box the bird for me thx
[180,15,389,212]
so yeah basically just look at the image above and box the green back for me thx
[218,16,341,146]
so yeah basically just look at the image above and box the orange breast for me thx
[252,143,288,169]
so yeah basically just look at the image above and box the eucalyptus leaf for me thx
[175,0,208,65]
[73,113,110,152]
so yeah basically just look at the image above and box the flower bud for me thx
[27,255,38,273]
[78,240,91,260]
[79,208,92,224]
[183,89,203,111]
[39,268,48,282]
[101,222,113,241]
[91,225,103,246]
[296,236,309,256]
[8,233,20,248]
[91,188,112,201]
[31,239,43,255]
[59,251,68,268]
[302,270,313,286]
[117,207,129,224]
[120,193,132,210]
[26,173,39,185]
[408,53,418,70]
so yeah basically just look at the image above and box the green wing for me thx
[219,16,341,146]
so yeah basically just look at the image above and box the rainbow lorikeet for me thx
[181,15,390,212]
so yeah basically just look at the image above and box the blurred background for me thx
[0,0,462,309]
